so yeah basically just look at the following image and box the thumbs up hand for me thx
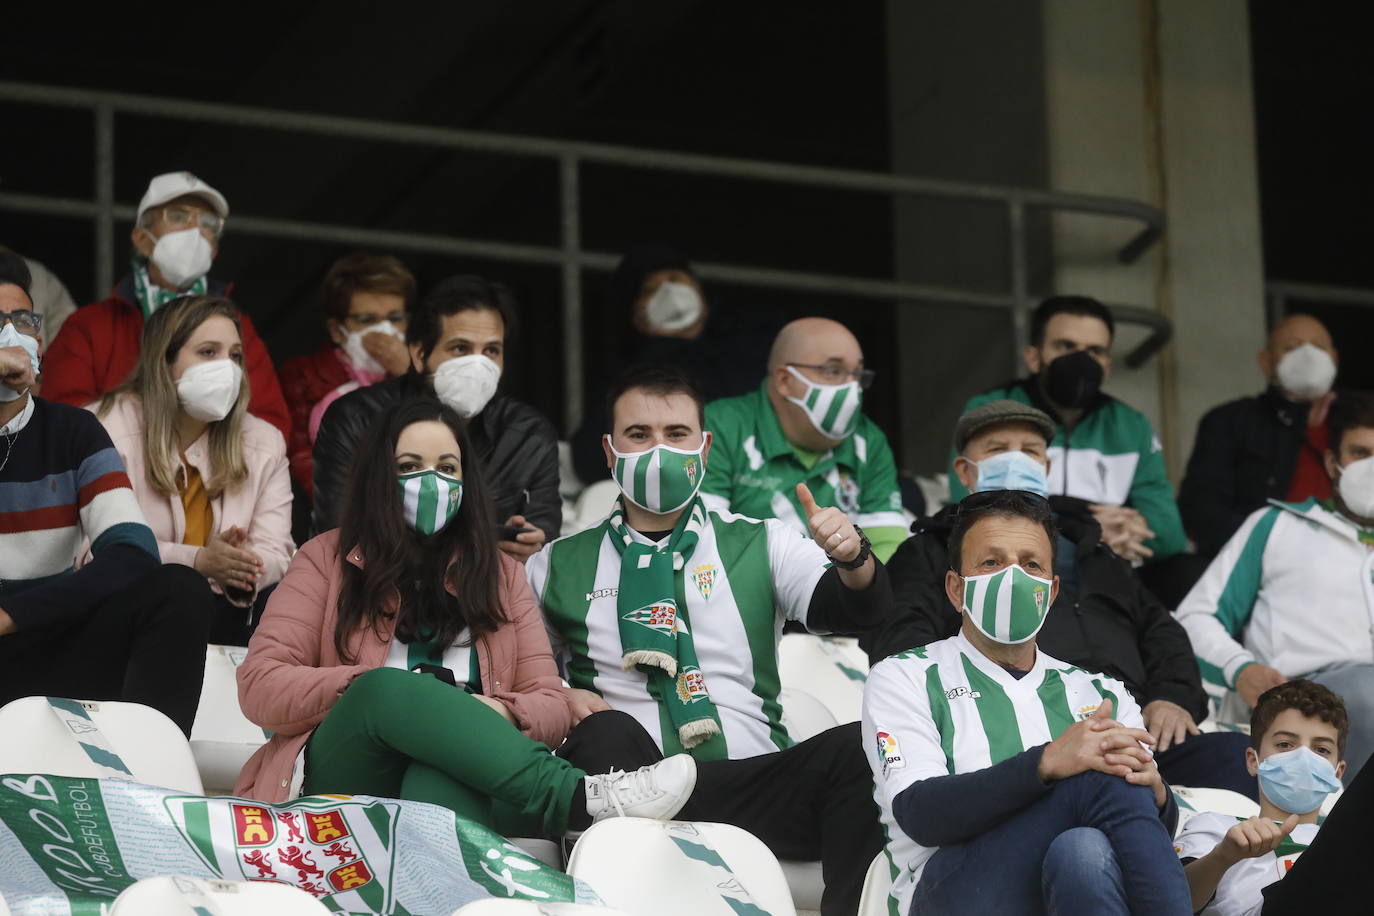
[797,483,862,564]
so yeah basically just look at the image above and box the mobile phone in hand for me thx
[497,524,533,541]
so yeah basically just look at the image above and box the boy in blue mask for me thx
[1174,679,1346,915]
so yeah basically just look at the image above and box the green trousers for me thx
[301,667,586,836]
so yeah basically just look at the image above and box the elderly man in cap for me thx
[862,400,1254,795]
[700,316,908,561]
[42,171,289,438]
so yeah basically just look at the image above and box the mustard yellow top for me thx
[178,451,214,547]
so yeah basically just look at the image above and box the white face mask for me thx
[148,227,214,290]
[785,365,862,441]
[1275,343,1337,400]
[176,359,243,422]
[644,281,704,333]
[432,354,501,418]
[0,323,39,403]
[1337,455,1374,519]
[341,320,402,375]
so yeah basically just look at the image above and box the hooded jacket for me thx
[310,374,561,539]
[1179,387,1330,557]
[860,496,1206,720]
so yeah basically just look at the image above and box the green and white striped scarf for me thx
[130,256,207,317]
[608,497,724,754]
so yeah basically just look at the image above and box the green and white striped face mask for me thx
[785,366,862,441]
[607,436,709,515]
[397,469,464,536]
[960,563,1054,645]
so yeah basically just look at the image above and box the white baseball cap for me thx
[136,171,229,223]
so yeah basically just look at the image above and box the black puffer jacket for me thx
[311,375,562,539]
[1179,386,1324,558]
[859,496,1207,721]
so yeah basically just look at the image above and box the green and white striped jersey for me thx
[861,632,1141,916]
[528,507,830,759]
[1173,811,1318,916]
[383,628,481,693]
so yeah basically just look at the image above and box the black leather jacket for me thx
[310,375,562,539]
[1179,386,1321,558]
[860,497,1207,721]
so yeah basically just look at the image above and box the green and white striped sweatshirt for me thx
[527,507,830,760]
[861,632,1140,916]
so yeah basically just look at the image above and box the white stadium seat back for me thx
[453,902,635,915]
[567,819,796,916]
[191,645,269,794]
[0,696,204,795]
[1171,786,1260,834]
[569,480,621,534]
[857,852,894,916]
[778,688,838,743]
[777,857,824,914]
[778,633,869,726]
[507,836,562,869]
[109,875,330,915]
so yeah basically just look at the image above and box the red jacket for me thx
[41,276,291,442]
[278,342,353,496]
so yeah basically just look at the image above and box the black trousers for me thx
[1262,755,1371,913]
[0,563,214,735]
[558,710,884,916]
[208,582,275,647]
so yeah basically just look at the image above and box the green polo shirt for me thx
[702,382,908,561]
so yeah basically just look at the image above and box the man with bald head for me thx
[701,316,907,561]
[1180,313,1340,557]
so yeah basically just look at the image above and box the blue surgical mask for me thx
[1257,747,1342,814]
[973,451,1049,498]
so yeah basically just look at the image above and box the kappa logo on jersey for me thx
[585,586,618,602]
[836,473,860,513]
[622,601,680,636]
[944,685,982,700]
[165,795,400,908]
[675,665,710,703]
[876,729,904,775]
[692,563,717,600]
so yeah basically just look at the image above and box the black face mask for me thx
[1042,350,1104,409]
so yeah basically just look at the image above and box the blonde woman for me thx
[93,295,293,645]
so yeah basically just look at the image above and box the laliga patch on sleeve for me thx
[876,729,905,777]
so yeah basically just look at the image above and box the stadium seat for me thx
[778,633,869,726]
[0,696,203,794]
[191,645,270,794]
[857,852,894,916]
[566,818,797,916]
[779,687,838,743]
[507,837,562,870]
[453,902,635,915]
[0,890,11,916]
[108,875,329,914]
[568,480,620,534]
[777,858,823,915]
[1171,785,1260,834]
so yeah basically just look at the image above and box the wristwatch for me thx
[827,524,872,570]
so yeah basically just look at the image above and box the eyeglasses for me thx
[346,311,408,327]
[160,205,225,239]
[0,310,42,332]
[788,363,876,389]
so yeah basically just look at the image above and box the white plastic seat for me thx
[109,875,329,914]
[568,480,620,534]
[0,890,11,916]
[778,633,869,726]
[191,644,270,794]
[777,858,824,915]
[0,696,203,794]
[857,851,894,916]
[453,902,634,915]
[779,687,839,743]
[567,818,797,916]
[507,837,562,869]
[1171,785,1260,834]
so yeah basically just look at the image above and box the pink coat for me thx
[233,530,571,803]
[91,393,294,606]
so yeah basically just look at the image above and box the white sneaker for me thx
[583,754,697,824]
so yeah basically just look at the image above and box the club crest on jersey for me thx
[1033,583,1047,612]
[692,563,717,600]
[876,729,904,775]
[675,666,709,703]
[622,601,679,636]
[836,473,860,513]
[684,457,698,485]
[1075,703,1102,721]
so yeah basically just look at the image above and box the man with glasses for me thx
[701,316,907,561]
[41,171,290,439]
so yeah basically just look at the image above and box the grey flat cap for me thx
[954,400,1057,452]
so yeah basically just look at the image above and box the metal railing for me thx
[1266,279,1374,328]
[0,80,1167,428]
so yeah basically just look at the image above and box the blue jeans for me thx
[910,770,1191,916]
[1306,663,1374,787]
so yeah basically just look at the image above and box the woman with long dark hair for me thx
[234,399,694,836]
